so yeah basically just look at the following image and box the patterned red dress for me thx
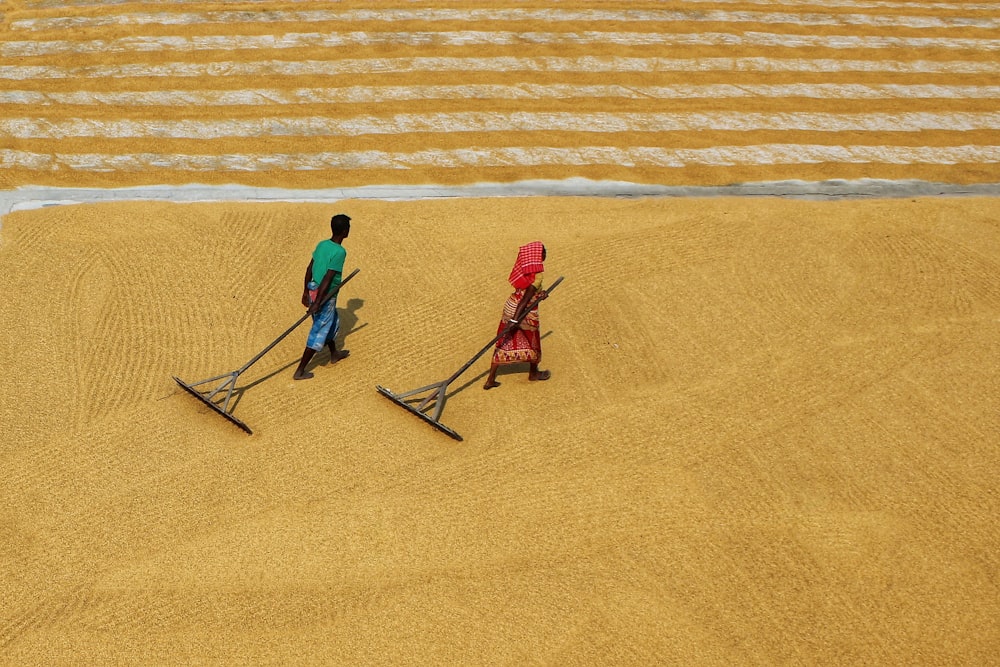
[492,241,545,365]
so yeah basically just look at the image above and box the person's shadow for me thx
[314,297,367,366]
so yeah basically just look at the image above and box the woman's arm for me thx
[510,284,537,327]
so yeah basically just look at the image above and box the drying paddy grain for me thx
[1,195,998,663]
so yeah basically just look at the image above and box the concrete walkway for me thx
[3,178,1000,217]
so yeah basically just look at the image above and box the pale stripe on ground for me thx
[6,31,1000,58]
[3,145,999,172]
[4,84,999,107]
[8,8,999,31]
[680,0,998,9]
[10,0,998,18]
[4,57,1000,82]
[5,112,1000,139]
[3,2,996,185]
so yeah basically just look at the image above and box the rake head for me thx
[376,385,463,441]
[173,375,253,434]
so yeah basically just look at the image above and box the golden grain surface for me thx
[1,196,999,663]
[3,0,1000,663]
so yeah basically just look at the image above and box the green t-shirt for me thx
[311,239,346,286]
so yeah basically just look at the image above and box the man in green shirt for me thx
[293,214,351,380]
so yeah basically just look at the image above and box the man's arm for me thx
[302,259,314,308]
[308,268,336,315]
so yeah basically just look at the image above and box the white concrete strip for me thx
[31,0,990,10]
[4,113,1000,139]
[13,0,310,11]
[3,57,999,81]
[4,84,999,107]
[9,8,999,31]
[678,0,997,9]
[6,30,1000,58]
[6,179,1000,220]
[3,145,999,172]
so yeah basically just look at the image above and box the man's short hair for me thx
[330,213,351,236]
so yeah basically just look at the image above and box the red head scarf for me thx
[507,241,545,289]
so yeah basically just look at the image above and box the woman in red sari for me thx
[483,241,551,390]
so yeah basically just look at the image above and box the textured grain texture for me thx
[1,196,998,664]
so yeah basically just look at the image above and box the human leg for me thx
[483,362,501,389]
[325,299,349,362]
[293,348,317,380]
[527,330,548,381]
[528,363,550,381]
[294,298,338,379]
[327,341,350,362]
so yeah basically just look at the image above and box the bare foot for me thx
[330,349,350,363]
[483,380,501,390]
[293,370,314,381]
[529,370,551,382]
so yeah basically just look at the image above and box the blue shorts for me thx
[305,284,340,351]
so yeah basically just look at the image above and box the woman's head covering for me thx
[508,241,545,288]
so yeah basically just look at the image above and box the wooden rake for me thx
[377,276,563,441]
[173,268,359,434]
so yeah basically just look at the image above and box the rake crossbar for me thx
[376,384,463,441]
[174,268,359,434]
[378,276,563,441]
[173,372,253,434]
